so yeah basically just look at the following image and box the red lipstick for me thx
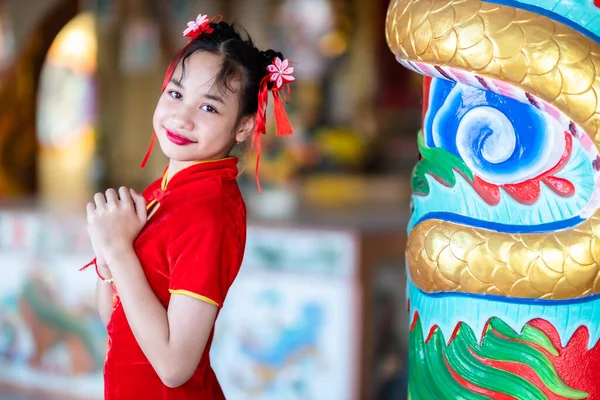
[166,130,195,145]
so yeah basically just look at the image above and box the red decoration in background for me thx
[416,76,433,162]
[422,76,432,127]
[471,131,575,205]
[528,319,600,400]
[475,353,569,400]
[595,0,600,8]
[472,177,501,205]
[409,308,600,399]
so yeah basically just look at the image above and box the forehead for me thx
[173,51,241,95]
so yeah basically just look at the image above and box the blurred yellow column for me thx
[97,0,168,190]
[36,11,96,203]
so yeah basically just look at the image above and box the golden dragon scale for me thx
[386,0,600,398]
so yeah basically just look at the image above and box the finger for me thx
[94,192,106,208]
[118,186,134,207]
[105,188,119,205]
[130,188,147,222]
[86,202,95,222]
[86,202,95,214]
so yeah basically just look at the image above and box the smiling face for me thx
[153,51,253,165]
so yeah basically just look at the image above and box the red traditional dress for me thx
[104,157,246,399]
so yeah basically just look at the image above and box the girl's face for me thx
[153,51,253,163]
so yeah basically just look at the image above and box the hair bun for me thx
[201,21,243,42]
[261,49,285,68]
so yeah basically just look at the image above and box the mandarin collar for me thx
[147,157,238,206]
[164,157,238,189]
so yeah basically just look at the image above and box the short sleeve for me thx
[167,216,240,308]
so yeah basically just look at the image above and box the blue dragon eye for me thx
[409,77,596,234]
[457,107,515,164]
[426,79,565,185]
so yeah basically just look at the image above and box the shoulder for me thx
[166,199,245,257]
[175,178,244,215]
[169,185,245,233]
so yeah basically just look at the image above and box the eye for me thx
[201,104,218,113]
[168,91,182,100]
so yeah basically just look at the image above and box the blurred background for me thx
[0,0,421,399]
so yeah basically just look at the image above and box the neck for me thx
[166,159,198,184]
[166,156,231,184]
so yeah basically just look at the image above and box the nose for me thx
[171,106,195,131]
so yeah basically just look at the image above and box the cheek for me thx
[152,113,160,135]
[199,124,230,149]
[153,98,168,127]
[214,120,236,140]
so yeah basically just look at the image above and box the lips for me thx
[166,130,195,145]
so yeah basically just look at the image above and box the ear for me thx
[235,115,255,144]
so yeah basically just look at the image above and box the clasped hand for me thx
[87,187,147,266]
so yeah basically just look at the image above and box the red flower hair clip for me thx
[183,14,221,40]
[249,57,295,193]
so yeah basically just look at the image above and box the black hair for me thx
[165,21,285,126]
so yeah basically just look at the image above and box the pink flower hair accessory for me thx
[267,57,295,90]
[182,14,222,40]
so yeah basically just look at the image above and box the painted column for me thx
[386,0,600,398]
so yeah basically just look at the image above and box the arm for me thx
[89,228,115,326]
[87,187,218,387]
[95,263,115,326]
[106,246,218,388]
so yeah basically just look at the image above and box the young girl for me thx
[83,14,294,399]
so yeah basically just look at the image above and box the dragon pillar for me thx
[386,0,600,398]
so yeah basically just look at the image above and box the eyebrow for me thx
[204,93,225,105]
[169,79,183,88]
[168,79,225,104]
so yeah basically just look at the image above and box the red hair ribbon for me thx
[248,57,295,193]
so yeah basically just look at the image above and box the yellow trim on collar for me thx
[146,199,158,211]
[169,289,219,307]
[163,157,235,189]
[160,170,168,190]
